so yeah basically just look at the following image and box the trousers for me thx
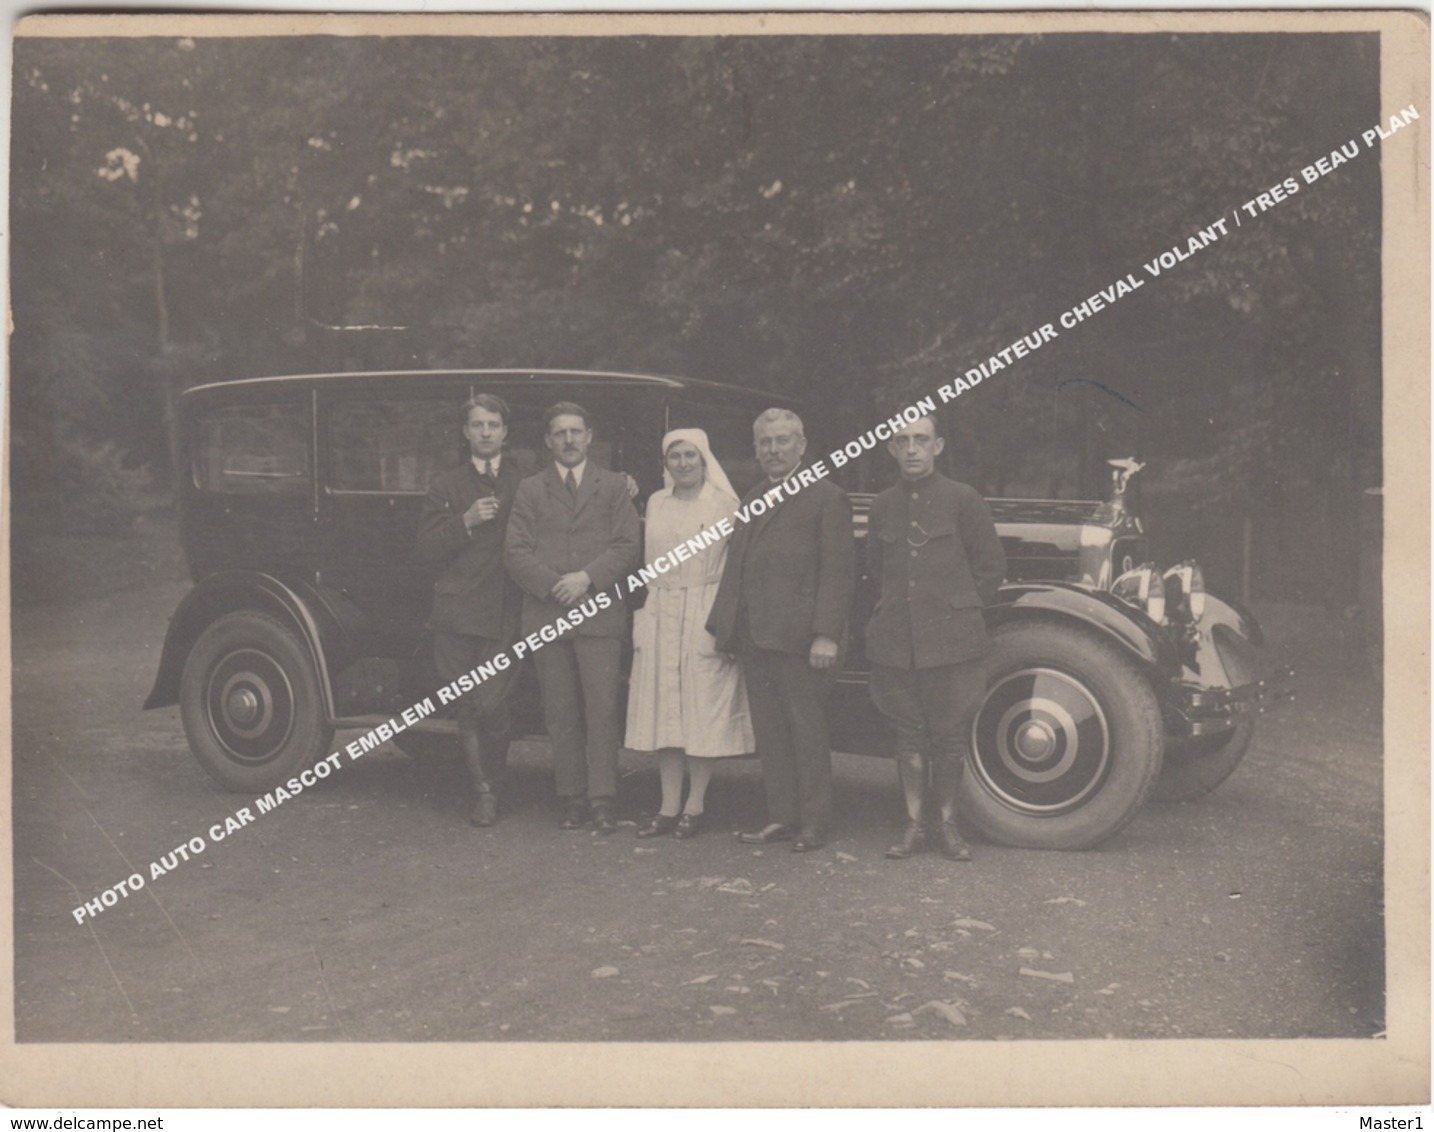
[433,630,518,786]
[740,647,835,833]
[870,657,986,819]
[533,635,623,801]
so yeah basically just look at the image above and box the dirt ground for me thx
[12,519,1386,1046]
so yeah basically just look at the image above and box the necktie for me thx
[481,461,492,478]
[565,470,577,497]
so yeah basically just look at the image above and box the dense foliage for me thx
[11,32,1381,602]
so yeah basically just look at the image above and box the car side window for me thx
[328,395,622,493]
[193,402,310,496]
[329,399,456,493]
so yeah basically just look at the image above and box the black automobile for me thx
[145,369,1285,849]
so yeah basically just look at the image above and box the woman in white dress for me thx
[626,429,754,839]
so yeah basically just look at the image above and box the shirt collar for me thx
[472,454,502,476]
[557,459,587,486]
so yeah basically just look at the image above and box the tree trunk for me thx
[151,201,181,482]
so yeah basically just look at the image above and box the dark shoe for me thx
[559,799,588,830]
[591,800,618,835]
[937,821,973,862]
[885,821,927,859]
[791,828,827,853]
[673,812,704,840]
[469,792,498,828]
[637,813,679,838]
[736,823,794,845]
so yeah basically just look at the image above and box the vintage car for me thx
[144,369,1285,850]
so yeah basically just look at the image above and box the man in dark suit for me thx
[505,402,641,834]
[865,415,1006,861]
[707,408,855,852]
[417,393,524,828]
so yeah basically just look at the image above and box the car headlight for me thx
[1161,561,1206,624]
[1113,563,1166,625]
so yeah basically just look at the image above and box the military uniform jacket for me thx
[706,469,855,656]
[504,463,641,639]
[864,472,1006,669]
[417,458,523,642]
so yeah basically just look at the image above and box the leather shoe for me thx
[673,812,704,840]
[469,792,498,828]
[736,823,794,845]
[937,821,973,861]
[791,828,826,853]
[885,821,926,859]
[636,813,679,838]
[559,799,588,830]
[591,800,618,835]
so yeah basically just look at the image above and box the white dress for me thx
[624,485,754,758]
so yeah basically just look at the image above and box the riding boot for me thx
[482,731,511,797]
[461,728,497,827]
[885,731,929,859]
[932,745,971,861]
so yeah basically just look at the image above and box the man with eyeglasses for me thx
[864,414,1006,861]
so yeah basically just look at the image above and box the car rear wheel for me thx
[180,611,333,792]
[962,620,1164,850]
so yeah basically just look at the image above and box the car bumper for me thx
[1168,665,1295,737]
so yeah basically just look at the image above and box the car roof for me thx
[182,368,799,407]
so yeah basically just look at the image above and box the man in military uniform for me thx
[417,393,524,827]
[864,414,1006,860]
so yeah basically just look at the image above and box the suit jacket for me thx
[504,463,641,639]
[417,457,523,641]
[706,468,855,656]
[864,472,1006,669]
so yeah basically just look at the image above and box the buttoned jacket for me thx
[864,472,1006,669]
[706,468,855,656]
[504,463,641,638]
[417,457,523,642]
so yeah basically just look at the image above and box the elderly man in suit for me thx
[505,401,641,834]
[707,408,855,852]
[865,414,1006,861]
[417,393,524,828]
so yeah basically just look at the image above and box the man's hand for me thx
[623,473,640,499]
[809,635,840,670]
[464,495,500,528]
[551,571,593,606]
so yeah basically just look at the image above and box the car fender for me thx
[143,570,360,718]
[986,581,1182,678]
[1181,592,1267,690]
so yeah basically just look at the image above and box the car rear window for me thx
[193,402,311,496]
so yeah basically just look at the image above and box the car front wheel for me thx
[179,611,333,792]
[961,620,1164,850]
